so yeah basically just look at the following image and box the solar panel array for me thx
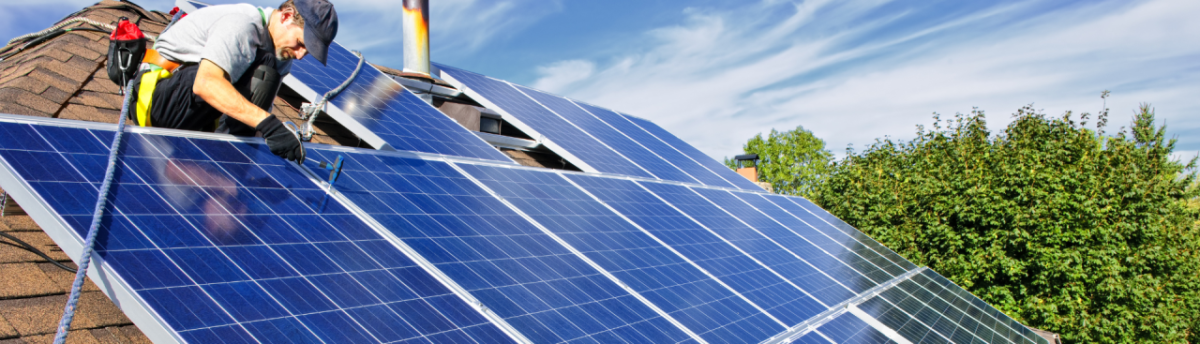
[0,116,1049,343]
[285,40,512,163]
[435,64,766,191]
[6,3,1045,342]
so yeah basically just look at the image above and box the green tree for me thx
[725,126,833,197]
[812,105,1199,343]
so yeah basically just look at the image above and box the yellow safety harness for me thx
[134,66,170,127]
[134,8,268,127]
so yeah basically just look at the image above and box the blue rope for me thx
[52,78,135,344]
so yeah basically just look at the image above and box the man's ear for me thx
[278,9,294,26]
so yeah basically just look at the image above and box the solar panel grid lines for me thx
[286,45,513,163]
[687,188,883,295]
[847,305,914,344]
[637,182,855,307]
[290,152,533,344]
[567,100,737,189]
[442,161,708,344]
[911,271,1045,344]
[814,312,898,344]
[735,193,906,282]
[564,174,822,341]
[436,64,650,178]
[0,118,518,344]
[305,149,696,344]
[780,196,918,272]
[506,84,663,181]
[763,195,915,277]
[761,267,926,344]
[859,279,1009,344]
[559,99,706,186]
[29,128,351,343]
[511,84,711,187]
[543,172,800,341]
[618,114,766,191]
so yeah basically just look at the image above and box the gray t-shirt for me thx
[154,4,291,82]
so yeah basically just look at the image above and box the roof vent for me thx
[401,0,431,80]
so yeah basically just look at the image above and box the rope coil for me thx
[299,50,364,141]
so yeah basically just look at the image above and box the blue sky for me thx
[4,0,1198,163]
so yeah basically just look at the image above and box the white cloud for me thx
[532,59,594,92]
[329,0,561,66]
[538,0,1200,160]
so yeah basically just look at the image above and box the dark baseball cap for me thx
[295,0,337,65]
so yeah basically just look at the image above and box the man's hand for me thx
[256,115,306,162]
[193,59,270,127]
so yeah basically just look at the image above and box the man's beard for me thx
[276,47,294,61]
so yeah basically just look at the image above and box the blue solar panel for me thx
[571,101,738,189]
[436,64,655,178]
[460,164,787,343]
[289,44,512,163]
[694,189,892,289]
[721,191,903,283]
[513,86,700,185]
[302,148,695,343]
[640,182,858,305]
[566,174,824,332]
[621,115,766,190]
[773,195,918,272]
[0,120,514,344]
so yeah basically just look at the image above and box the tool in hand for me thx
[303,154,344,212]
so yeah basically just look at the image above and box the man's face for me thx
[273,10,308,61]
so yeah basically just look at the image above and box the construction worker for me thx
[130,0,338,163]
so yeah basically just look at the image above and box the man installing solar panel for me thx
[127,0,338,163]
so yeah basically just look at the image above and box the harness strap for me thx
[135,67,172,127]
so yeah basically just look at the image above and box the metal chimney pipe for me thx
[401,0,431,80]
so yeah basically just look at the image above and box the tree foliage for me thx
[811,105,1199,343]
[725,126,833,197]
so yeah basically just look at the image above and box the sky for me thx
[3,0,1198,163]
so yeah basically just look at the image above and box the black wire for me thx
[0,231,77,273]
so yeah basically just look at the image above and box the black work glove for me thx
[256,115,306,163]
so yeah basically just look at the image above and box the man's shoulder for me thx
[189,3,261,22]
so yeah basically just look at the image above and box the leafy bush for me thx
[811,105,1199,343]
[723,126,833,197]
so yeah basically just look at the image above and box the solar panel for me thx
[512,86,700,185]
[565,175,825,331]
[0,114,1052,343]
[811,312,897,344]
[301,148,695,343]
[459,164,787,343]
[571,101,738,189]
[773,195,918,272]
[285,43,513,163]
[436,64,654,178]
[639,182,860,305]
[0,118,514,344]
[622,115,767,190]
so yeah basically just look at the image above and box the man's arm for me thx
[192,58,305,162]
[192,59,269,127]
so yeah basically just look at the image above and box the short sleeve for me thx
[200,15,261,81]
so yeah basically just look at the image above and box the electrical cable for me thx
[0,231,77,273]
[299,51,364,141]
